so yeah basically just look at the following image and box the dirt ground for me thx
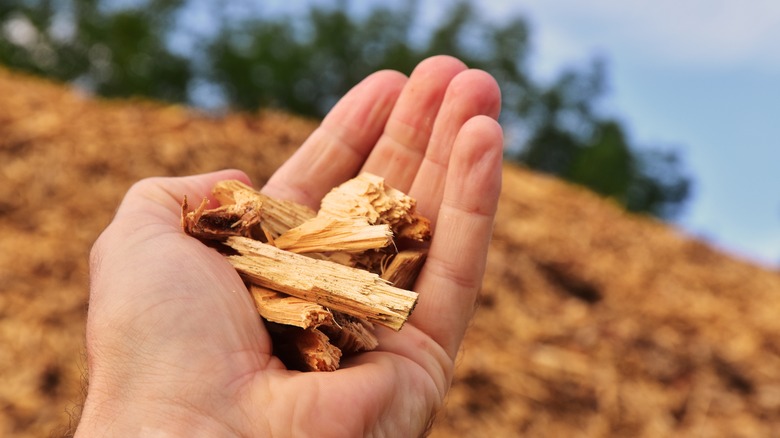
[2,67,780,437]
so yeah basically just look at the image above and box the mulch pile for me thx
[2,67,779,437]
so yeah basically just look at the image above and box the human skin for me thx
[76,55,503,437]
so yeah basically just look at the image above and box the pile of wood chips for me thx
[4,67,780,438]
[181,175,429,371]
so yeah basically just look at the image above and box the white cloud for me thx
[489,0,780,73]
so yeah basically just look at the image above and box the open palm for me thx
[77,56,502,437]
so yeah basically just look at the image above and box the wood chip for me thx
[249,284,334,329]
[322,312,379,353]
[181,173,429,371]
[381,250,428,290]
[320,173,431,242]
[213,179,316,239]
[266,322,342,372]
[181,195,262,240]
[275,216,392,253]
[226,236,418,331]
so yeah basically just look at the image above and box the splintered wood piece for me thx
[225,236,418,331]
[381,250,428,290]
[249,285,334,329]
[322,312,379,353]
[319,172,431,242]
[180,175,433,371]
[275,216,393,253]
[181,195,262,239]
[212,179,316,238]
[266,322,341,372]
[395,216,432,242]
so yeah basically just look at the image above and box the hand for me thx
[76,55,502,437]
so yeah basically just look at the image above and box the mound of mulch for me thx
[2,67,779,437]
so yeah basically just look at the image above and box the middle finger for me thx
[361,56,468,192]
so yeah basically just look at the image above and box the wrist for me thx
[75,385,230,437]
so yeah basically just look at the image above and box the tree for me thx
[0,0,190,101]
[0,0,691,219]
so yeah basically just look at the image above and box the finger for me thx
[262,70,408,208]
[409,69,501,225]
[409,116,503,358]
[361,56,467,192]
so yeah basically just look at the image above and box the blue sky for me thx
[471,0,780,267]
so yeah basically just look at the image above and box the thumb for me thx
[87,169,269,374]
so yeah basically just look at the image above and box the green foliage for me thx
[208,4,422,115]
[1,0,190,100]
[0,0,691,220]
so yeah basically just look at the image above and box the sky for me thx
[468,0,780,268]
